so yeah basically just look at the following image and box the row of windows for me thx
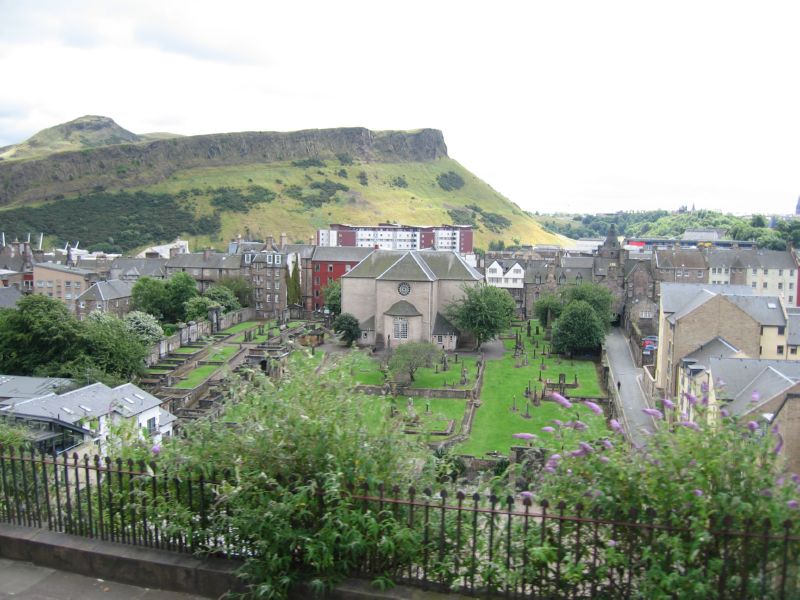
[314,276,334,285]
[313,263,354,273]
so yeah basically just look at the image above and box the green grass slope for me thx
[137,157,562,249]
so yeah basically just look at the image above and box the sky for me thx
[2,0,800,216]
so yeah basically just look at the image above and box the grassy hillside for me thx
[134,157,562,249]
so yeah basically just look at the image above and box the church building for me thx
[341,250,483,349]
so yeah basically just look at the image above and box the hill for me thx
[0,118,562,251]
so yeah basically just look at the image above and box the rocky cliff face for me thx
[0,127,448,206]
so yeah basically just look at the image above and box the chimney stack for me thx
[280,232,287,249]
[266,235,274,250]
[169,246,179,258]
[203,248,212,261]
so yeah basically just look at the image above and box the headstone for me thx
[511,395,517,412]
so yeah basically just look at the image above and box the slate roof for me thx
[77,279,135,302]
[345,251,481,282]
[359,315,375,331]
[384,300,423,317]
[283,244,316,260]
[561,256,594,269]
[682,337,741,370]
[660,283,753,314]
[165,253,242,270]
[110,258,167,279]
[729,368,800,416]
[0,255,26,272]
[0,382,165,427]
[787,310,800,346]
[0,375,73,402]
[0,286,22,308]
[709,357,800,402]
[312,246,373,263]
[34,262,94,276]
[432,313,459,336]
[655,250,708,270]
[725,296,786,326]
[706,248,796,270]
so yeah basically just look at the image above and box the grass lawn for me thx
[222,320,262,334]
[286,321,305,329]
[455,319,606,457]
[144,368,171,375]
[206,346,238,362]
[174,346,203,355]
[349,351,479,390]
[174,365,220,389]
[361,396,468,437]
[232,330,276,344]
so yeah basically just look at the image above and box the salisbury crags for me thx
[0,126,447,205]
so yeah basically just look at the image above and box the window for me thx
[792,347,798,355]
[146,417,157,435]
[779,326,786,335]
[314,277,320,285]
[437,335,443,343]
[763,282,768,289]
[267,255,273,264]
[275,255,281,265]
[274,281,280,290]
[314,264,320,272]
[314,290,320,297]
[696,271,702,278]
[328,277,333,284]
[791,296,795,304]
[791,283,795,290]
[724,268,729,274]
[265,294,271,303]
[393,317,408,339]
[777,345,785,355]
[778,282,783,290]
[640,311,653,319]
[327,264,333,272]
[79,301,85,308]
[345,264,352,272]
[779,269,784,276]
[764,268,769,275]
[752,282,757,288]
[752,268,757,275]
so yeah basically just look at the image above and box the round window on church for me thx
[398,282,411,296]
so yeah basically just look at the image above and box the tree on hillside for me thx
[533,293,563,328]
[81,311,147,382]
[322,280,341,316]
[389,342,441,382]
[217,276,252,307]
[551,300,604,355]
[333,313,360,347]
[287,261,302,306]
[131,276,168,321]
[445,284,516,350]
[164,273,199,323]
[204,285,240,313]
[561,283,614,330]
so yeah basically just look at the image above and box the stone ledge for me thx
[0,522,244,599]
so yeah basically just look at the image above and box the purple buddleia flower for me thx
[686,393,698,406]
[608,539,618,547]
[661,398,675,410]
[642,408,664,419]
[678,421,700,431]
[772,423,780,434]
[609,419,624,434]
[693,489,703,497]
[151,444,161,456]
[543,466,556,473]
[776,475,786,487]
[601,439,613,450]
[578,441,594,454]
[788,500,799,509]
[747,421,760,432]
[701,381,709,393]
[541,426,556,433]
[513,433,537,441]
[573,420,588,431]
[550,454,562,461]
[720,408,729,418]
[680,411,689,420]
[551,392,572,409]
[751,390,761,404]
[773,433,784,455]
[570,448,587,458]
[552,419,563,427]
[761,489,773,498]
[701,395,709,406]
[792,474,800,485]
[520,491,534,499]
[599,455,610,464]
[583,401,603,416]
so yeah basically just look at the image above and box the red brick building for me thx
[310,247,373,311]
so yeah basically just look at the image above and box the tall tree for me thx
[184,296,220,322]
[131,276,168,321]
[322,280,341,316]
[164,272,199,323]
[533,293,563,327]
[551,300,604,355]
[445,283,516,350]
[332,313,360,347]
[124,311,164,346]
[287,261,302,305]
[389,342,441,382]
[204,285,241,313]
[217,276,252,307]
[561,283,614,330]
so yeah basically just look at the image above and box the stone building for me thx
[342,250,482,349]
[164,251,242,293]
[32,262,100,313]
[75,279,135,320]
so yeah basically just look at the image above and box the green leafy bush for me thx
[391,175,408,188]
[291,158,326,168]
[357,171,368,186]
[437,171,465,191]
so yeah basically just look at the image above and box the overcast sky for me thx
[2,0,800,216]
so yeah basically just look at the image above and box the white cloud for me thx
[2,0,800,214]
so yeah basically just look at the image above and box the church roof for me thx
[432,312,459,335]
[384,300,423,317]
[344,250,482,281]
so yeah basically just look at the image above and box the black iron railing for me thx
[1,447,798,598]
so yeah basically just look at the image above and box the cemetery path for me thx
[605,328,654,447]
